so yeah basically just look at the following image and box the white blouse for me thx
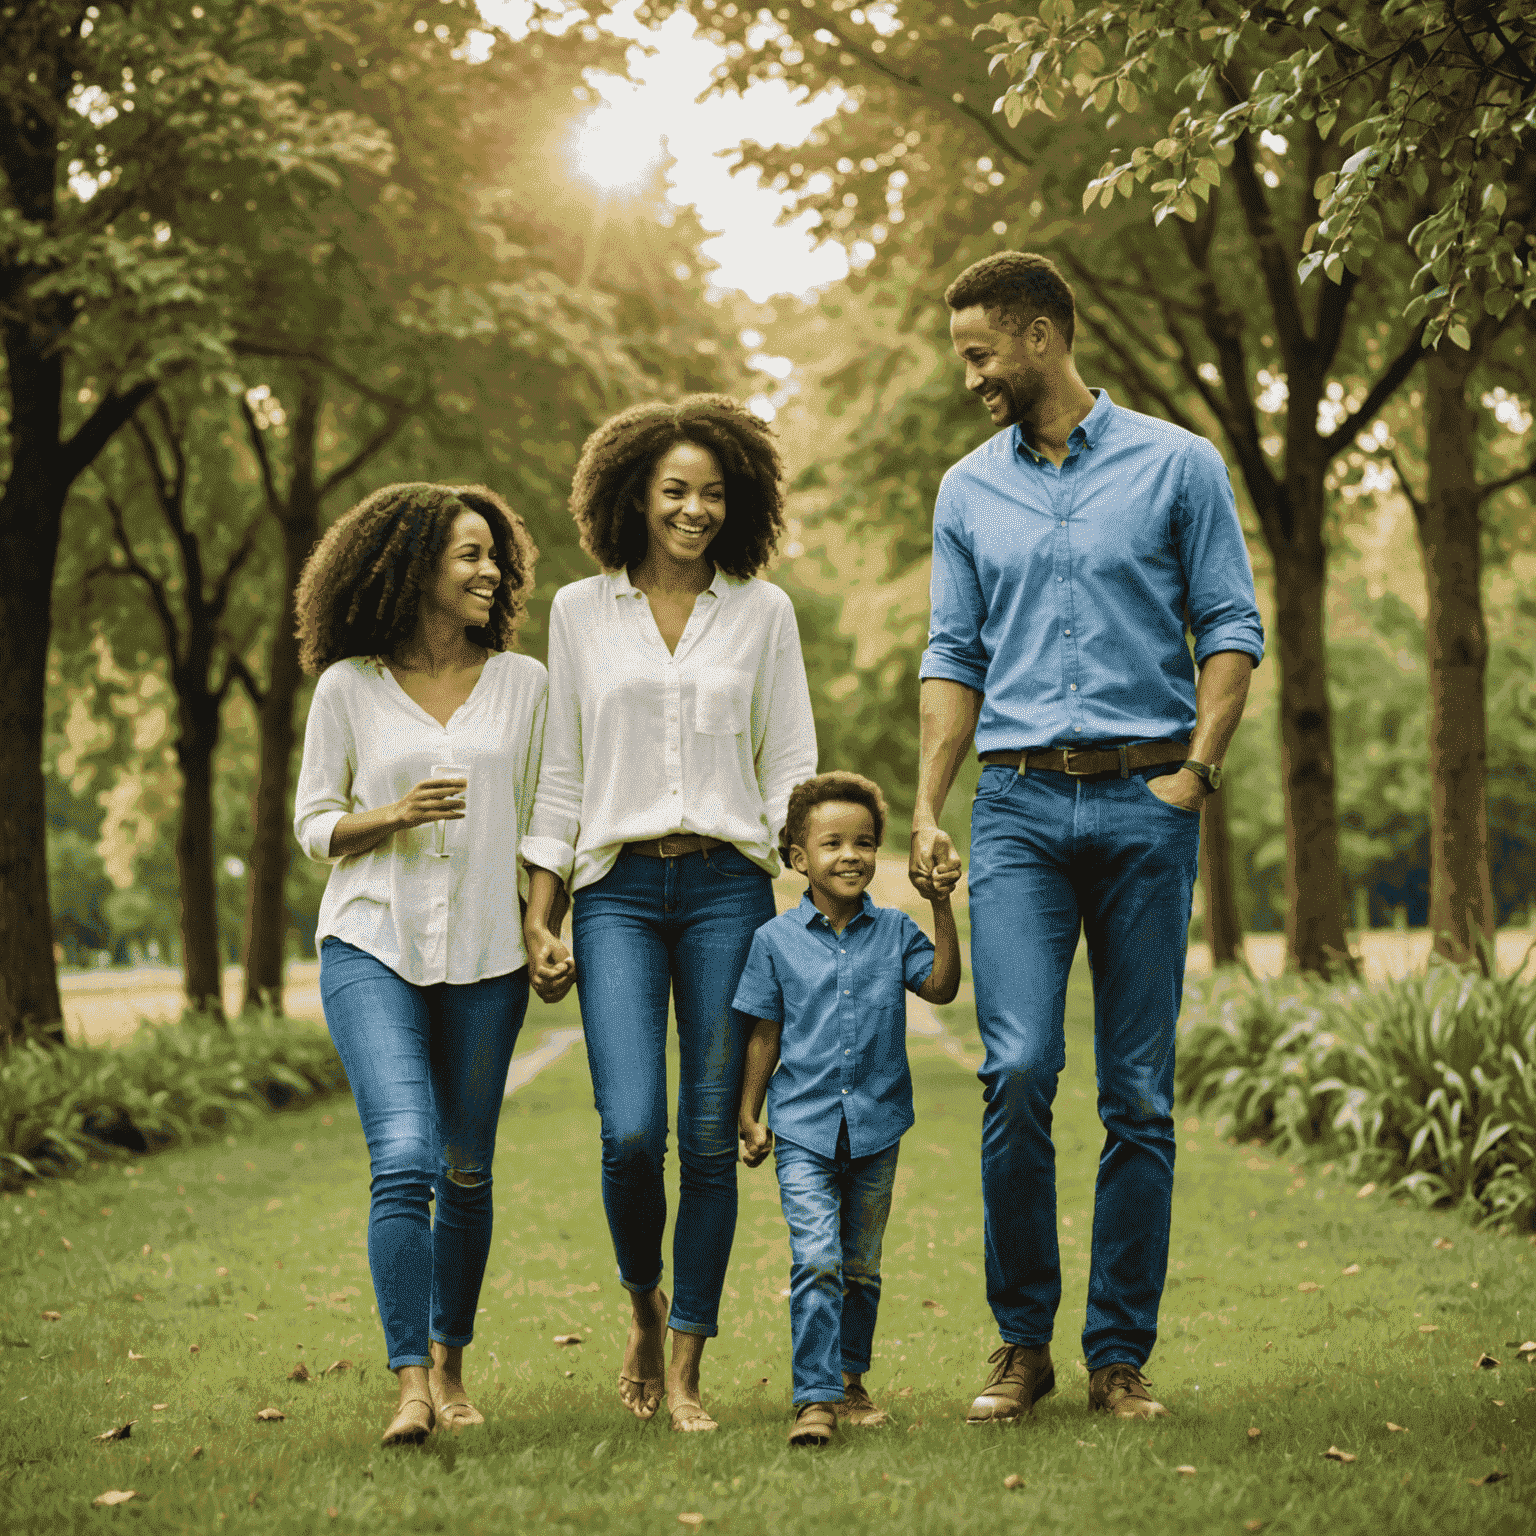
[294,651,548,985]
[520,568,817,893]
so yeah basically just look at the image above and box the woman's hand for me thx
[739,1118,773,1168]
[391,775,467,829]
[525,923,576,1004]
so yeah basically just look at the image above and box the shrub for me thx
[0,1010,346,1186]
[1178,956,1536,1227]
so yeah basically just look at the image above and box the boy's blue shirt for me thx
[731,891,936,1158]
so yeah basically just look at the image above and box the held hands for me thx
[909,826,963,902]
[739,1117,773,1168]
[391,776,467,831]
[525,924,576,1004]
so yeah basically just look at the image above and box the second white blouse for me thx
[520,567,818,892]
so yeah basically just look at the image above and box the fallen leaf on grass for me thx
[1475,1353,1500,1370]
[553,1334,583,1346]
[1247,1427,1261,1441]
[1244,1523,1263,1533]
[215,1267,228,1278]
[243,1313,259,1322]
[1262,1341,1274,1352]
[1356,1182,1376,1199]
[678,1516,704,1528]
[92,1490,136,1507]
[1342,1264,1360,1275]
[1516,1341,1536,1357]
[1418,1325,1439,1335]
[1296,1240,1307,1249]
[190,1445,203,1459]
[188,1344,199,1355]
[287,1363,311,1382]
[1492,1400,1504,1407]
[40,1310,61,1322]
[1468,1470,1508,1487]
[152,1404,168,1412]
[140,1245,150,1257]
[1174,1465,1196,1476]
[1298,1282,1321,1293]
[563,1370,574,1378]
[93,1422,136,1443]
[1323,1446,1357,1463]
[1432,1237,1453,1251]
[255,1408,285,1422]
[895,1386,913,1398]
[127,1350,147,1360]
[1386,1423,1408,1433]
[131,1295,143,1303]
[1003,1473,1024,1489]
[61,1238,72,1251]
[321,1359,352,1376]
[327,1509,338,1520]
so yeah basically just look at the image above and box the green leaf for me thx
[1317,111,1336,141]
[1196,158,1221,186]
[1313,172,1336,203]
[1004,91,1025,128]
[1117,76,1140,114]
[1324,252,1344,283]
[1483,183,1508,217]
[1446,323,1471,350]
[1484,288,1516,320]
[1302,221,1320,254]
[1093,81,1114,111]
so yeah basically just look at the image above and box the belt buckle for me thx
[1062,749,1094,777]
[657,836,687,858]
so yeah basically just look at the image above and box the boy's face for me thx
[790,800,879,904]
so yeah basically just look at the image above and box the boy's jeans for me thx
[774,1122,901,1405]
[968,761,1199,1371]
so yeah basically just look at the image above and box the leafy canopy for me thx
[978,1,1536,348]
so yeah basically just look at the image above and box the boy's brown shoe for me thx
[965,1342,1055,1424]
[1088,1363,1170,1419]
[787,1403,837,1447]
[835,1383,890,1428]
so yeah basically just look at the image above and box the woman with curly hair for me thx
[521,395,817,1432]
[292,482,546,1445]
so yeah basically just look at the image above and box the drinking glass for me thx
[430,762,469,858]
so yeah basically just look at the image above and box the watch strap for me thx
[1182,759,1222,792]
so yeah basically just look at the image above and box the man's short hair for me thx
[944,251,1076,348]
[780,772,888,865]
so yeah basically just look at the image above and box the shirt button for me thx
[844,990,850,995]
[1064,629,1071,636]
[842,1088,849,1095]
[1074,726,1082,733]
[1060,519,1066,526]
[845,1049,851,1056]
[1057,576,1063,582]
[1070,683,1077,691]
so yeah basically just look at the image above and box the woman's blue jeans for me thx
[318,938,528,1370]
[968,762,1200,1372]
[571,845,776,1337]
[775,1123,900,1405]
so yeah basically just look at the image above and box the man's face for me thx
[949,304,1043,428]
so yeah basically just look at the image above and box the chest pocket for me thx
[693,666,753,737]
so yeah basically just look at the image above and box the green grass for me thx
[2,964,1533,1535]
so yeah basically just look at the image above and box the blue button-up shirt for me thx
[919,390,1264,754]
[731,893,935,1158]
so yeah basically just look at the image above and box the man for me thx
[909,252,1263,1424]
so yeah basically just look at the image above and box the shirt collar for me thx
[608,566,731,602]
[797,891,877,932]
[1014,387,1113,464]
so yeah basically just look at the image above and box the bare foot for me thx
[618,1287,668,1420]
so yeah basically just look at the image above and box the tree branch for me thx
[1477,456,1536,504]
[1223,125,1309,365]
[96,491,184,664]
[239,396,284,516]
[59,380,161,485]
[207,512,267,622]
[317,404,412,502]
[1386,448,1427,518]
[222,652,268,711]
[1327,331,1426,447]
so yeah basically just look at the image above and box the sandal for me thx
[668,1398,719,1433]
[618,1373,663,1421]
[787,1403,836,1447]
[381,1395,435,1446]
[430,1383,485,1430]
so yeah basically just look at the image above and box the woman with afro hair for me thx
[521,395,817,1432]
[292,482,546,1445]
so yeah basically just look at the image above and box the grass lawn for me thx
[2,957,1533,1535]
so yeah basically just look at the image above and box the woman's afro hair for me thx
[568,394,786,578]
[294,482,538,676]
[780,772,889,866]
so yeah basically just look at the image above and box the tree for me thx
[0,0,394,1042]
[982,0,1536,967]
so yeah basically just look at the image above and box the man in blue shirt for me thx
[909,252,1264,1425]
[735,772,960,1445]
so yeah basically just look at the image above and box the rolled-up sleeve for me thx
[513,674,549,903]
[730,932,785,1022]
[919,477,989,691]
[520,595,583,882]
[753,596,819,848]
[293,681,352,865]
[1177,438,1265,667]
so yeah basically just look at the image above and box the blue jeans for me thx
[571,845,776,1337]
[968,761,1200,1371]
[775,1122,900,1405]
[318,938,528,1370]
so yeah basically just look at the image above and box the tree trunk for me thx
[174,691,226,1017]
[1200,783,1244,967]
[1414,345,1495,970]
[1269,519,1354,975]
[240,371,323,1013]
[0,467,67,1044]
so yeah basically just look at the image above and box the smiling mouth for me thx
[671,522,710,537]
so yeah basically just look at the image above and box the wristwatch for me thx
[1182,759,1223,793]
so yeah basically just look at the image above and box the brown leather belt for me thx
[625,834,730,859]
[980,741,1189,779]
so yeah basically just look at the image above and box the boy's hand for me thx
[927,858,962,900]
[739,1118,773,1168]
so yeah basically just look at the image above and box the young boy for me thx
[733,771,961,1447]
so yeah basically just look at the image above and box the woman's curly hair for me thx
[780,772,889,866]
[295,482,538,676]
[569,394,786,578]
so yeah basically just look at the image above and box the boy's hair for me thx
[780,772,888,865]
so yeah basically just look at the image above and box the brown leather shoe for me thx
[787,1403,837,1447]
[835,1382,890,1428]
[1088,1363,1170,1418]
[965,1342,1055,1424]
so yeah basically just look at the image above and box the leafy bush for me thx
[1178,957,1536,1226]
[0,1011,346,1186]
